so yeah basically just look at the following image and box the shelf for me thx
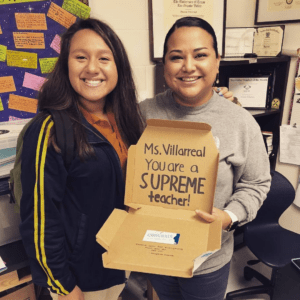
[246,109,280,117]
[220,55,290,66]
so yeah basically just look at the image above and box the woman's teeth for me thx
[83,79,103,86]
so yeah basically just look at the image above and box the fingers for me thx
[214,87,234,102]
[195,208,232,230]
[195,209,217,223]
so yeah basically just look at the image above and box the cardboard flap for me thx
[125,119,219,213]
[146,119,212,131]
[96,209,127,250]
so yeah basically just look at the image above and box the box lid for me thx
[125,119,219,212]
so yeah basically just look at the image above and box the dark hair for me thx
[38,18,143,159]
[162,17,219,63]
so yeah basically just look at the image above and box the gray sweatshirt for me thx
[139,89,271,275]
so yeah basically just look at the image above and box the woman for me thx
[139,17,271,300]
[19,18,143,300]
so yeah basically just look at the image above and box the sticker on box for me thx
[143,230,180,245]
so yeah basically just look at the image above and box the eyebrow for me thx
[169,47,208,54]
[70,49,113,55]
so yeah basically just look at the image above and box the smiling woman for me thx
[68,29,118,120]
[139,16,271,300]
[18,18,144,300]
[163,26,220,107]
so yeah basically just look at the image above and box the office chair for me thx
[226,170,300,300]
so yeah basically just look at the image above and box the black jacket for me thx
[20,114,125,294]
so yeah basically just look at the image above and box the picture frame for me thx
[228,76,270,109]
[225,25,284,58]
[149,0,227,62]
[255,0,300,25]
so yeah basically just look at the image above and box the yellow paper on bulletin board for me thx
[0,76,16,93]
[62,0,91,19]
[13,32,45,49]
[0,26,2,34]
[0,45,7,62]
[39,57,58,73]
[15,13,47,30]
[8,94,38,114]
[47,2,76,29]
[0,98,4,112]
[7,50,37,69]
[0,0,46,4]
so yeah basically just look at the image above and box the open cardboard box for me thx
[96,119,222,278]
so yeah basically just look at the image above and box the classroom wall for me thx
[89,0,300,187]
[89,0,155,102]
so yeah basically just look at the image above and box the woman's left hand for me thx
[195,207,232,230]
[214,87,234,102]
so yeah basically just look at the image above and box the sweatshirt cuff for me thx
[224,200,248,225]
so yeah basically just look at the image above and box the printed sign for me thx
[50,34,61,54]
[15,13,47,30]
[143,230,180,245]
[62,0,91,19]
[0,0,46,4]
[0,45,7,62]
[23,72,47,91]
[0,98,4,112]
[39,57,58,73]
[0,76,16,93]
[8,94,38,114]
[47,2,76,29]
[7,50,37,69]
[13,32,45,49]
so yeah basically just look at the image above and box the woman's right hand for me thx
[58,286,84,300]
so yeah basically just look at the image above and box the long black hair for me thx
[38,18,143,159]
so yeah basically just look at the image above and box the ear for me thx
[216,54,221,71]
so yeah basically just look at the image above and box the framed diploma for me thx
[149,0,227,62]
[252,25,284,56]
[255,0,300,25]
[228,77,269,108]
[225,26,284,57]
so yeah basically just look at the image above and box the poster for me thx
[0,0,83,121]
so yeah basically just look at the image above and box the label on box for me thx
[143,230,180,245]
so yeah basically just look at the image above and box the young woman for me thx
[139,17,271,300]
[19,18,143,300]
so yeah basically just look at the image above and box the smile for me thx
[82,79,104,87]
[179,76,201,82]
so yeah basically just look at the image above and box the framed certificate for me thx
[228,77,269,108]
[149,0,227,62]
[225,26,284,57]
[255,0,300,25]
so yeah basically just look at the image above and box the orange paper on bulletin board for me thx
[15,13,47,30]
[13,32,45,49]
[8,94,38,113]
[47,2,76,29]
[0,76,16,93]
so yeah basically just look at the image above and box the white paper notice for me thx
[228,77,269,108]
[279,125,300,165]
[225,28,255,57]
[143,230,180,245]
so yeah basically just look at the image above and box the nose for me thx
[182,56,196,73]
[86,58,99,73]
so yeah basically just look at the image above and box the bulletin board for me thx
[0,0,90,122]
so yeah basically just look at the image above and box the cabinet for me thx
[154,56,291,170]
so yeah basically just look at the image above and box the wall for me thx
[89,0,300,187]
[89,0,155,102]
[227,0,300,188]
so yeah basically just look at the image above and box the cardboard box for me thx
[1,283,36,300]
[96,119,222,278]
